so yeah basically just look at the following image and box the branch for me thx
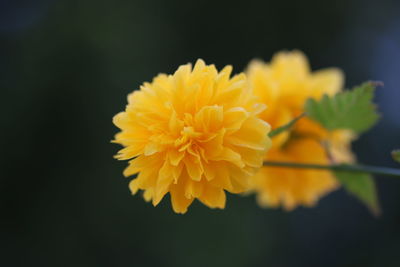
[263,161,400,177]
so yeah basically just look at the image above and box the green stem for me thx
[263,161,400,177]
[269,113,306,137]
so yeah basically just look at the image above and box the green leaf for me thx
[305,82,380,133]
[334,169,380,216]
[392,150,400,163]
[269,113,305,138]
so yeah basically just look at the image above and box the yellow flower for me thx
[113,59,271,213]
[247,51,355,210]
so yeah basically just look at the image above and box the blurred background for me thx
[1,0,400,266]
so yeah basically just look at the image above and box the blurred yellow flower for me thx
[247,51,355,210]
[113,59,271,213]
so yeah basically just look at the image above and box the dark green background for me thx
[1,0,400,266]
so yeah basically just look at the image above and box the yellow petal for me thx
[143,189,153,202]
[144,142,162,156]
[183,155,203,181]
[210,147,245,168]
[202,129,225,158]
[228,117,270,150]
[199,186,226,209]
[311,68,344,97]
[129,179,139,195]
[223,107,249,132]
[227,165,251,193]
[271,50,310,80]
[153,162,175,206]
[114,145,144,160]
[168,110,184,135]
[184,179,204,199]
[209,163,233,191]
[123,155,158,177]
[170,183,194,214]
[232,146,263,168]
[168,149,185,166]
[194,105,223,132]
[203,162,216,181]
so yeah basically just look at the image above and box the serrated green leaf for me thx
[392,150,400,163]
[305,82,380,133]
[269,113,305,138]
[334,169,380,216]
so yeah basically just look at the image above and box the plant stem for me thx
[269,113,306,137]
[263,161,400,177]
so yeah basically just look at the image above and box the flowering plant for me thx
[113,51,400,214]
[113,59,271,213]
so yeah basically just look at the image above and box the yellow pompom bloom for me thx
[247,51,355,210]
[113,59,271,213]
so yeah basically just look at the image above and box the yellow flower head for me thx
[247,51,355,210]
[113,59,271,213]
